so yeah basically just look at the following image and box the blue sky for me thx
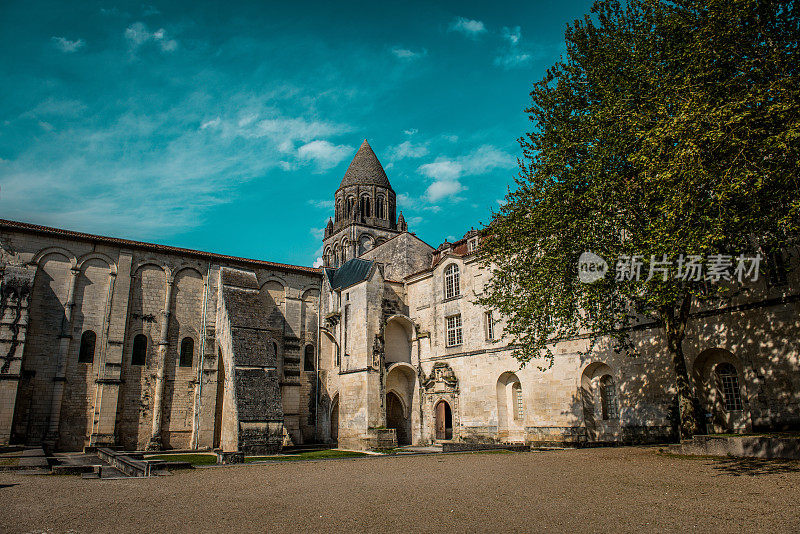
[0,0,593,267]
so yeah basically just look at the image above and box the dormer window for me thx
[468,238,478,253]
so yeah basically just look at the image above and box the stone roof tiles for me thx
[338,139,392,190]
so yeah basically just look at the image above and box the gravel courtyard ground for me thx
[1,446,799,533]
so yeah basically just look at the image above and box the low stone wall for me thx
[678,435,800,460]
[442,442,529,453]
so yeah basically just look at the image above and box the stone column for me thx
[147,272,175,450]
[44,266,80,448]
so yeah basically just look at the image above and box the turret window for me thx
[360,195,371,218]
[376,196,385,219]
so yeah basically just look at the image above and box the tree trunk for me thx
[661,293,702,440]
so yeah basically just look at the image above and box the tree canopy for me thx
[479,0,799,437]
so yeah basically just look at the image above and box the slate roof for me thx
[324,258,374,290]
[0,218,321,275]
[338,139,392,190]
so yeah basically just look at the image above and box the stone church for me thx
[1,140,798,452]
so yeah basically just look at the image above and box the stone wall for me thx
[0,221,321,452]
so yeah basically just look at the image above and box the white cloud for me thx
[426,179,463,202]
[200,117,221,130]
[22,98,87,119]
[307,199,334,209]
[419,159,463,181]
[313,257,324,268]
[391,47,427,61]
[448,17,487,38]
[404,128,418,136]
[501,26,521,45]
[297,140,352,171]
[51,37,85,53]
[125,22,177,52]
[417,145,516,203]
[388,140,429,161]
[494,26,533,69]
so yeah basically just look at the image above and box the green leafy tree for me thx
[479,0,799,438]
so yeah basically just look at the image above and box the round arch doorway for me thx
[386,391,410,445]
[435,400,453,441]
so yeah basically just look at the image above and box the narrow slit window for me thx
[132,334,147,366]
[78,330,96,363]
[179,337,194,367]
[485,311,494,340]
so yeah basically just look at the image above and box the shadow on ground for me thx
[707,457,800,477]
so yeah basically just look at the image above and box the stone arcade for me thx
[1,139,798,452]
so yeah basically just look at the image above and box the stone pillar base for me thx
[145,436,162,451]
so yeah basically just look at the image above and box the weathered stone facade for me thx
[316,144,800,450]
[0,223,320,452]
[1,140,798,453]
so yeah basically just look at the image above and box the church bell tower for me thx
[322,140,407,267]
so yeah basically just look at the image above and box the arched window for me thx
[512,382,524,420]
[132,334,147,366]
[78,330,96,363]
[272,341,279,359]
[360,195,371,218]
[335,199,341,222]
[304,345,315,371]
[179,337,194,367]
[346,197,355,218]
[444,264,460,300]
[376,196,385,219]
[600,375,619,420]
[716,363,743,411]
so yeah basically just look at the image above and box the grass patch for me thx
[246,450,367,462]
[145,453,218,466]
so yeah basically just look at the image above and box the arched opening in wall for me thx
[693,349,749,433]
[580,362,620,442]
[386,391,410,445]
[376,196,385,219]
[131,333,148,365]
[357,234,374,256]
[330,396,339,443]
[78,330,96,363]
[333,245,341,268]
[386,363,416,445]
[435,400,453,440]
[213,347,224,449]
[360,195,371,218]
[346,197,355,218]
[179,337,194,367]
[384,317,412,365]
[340,240,349,264]
[304,344,315,372]
[496,372,525,441]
